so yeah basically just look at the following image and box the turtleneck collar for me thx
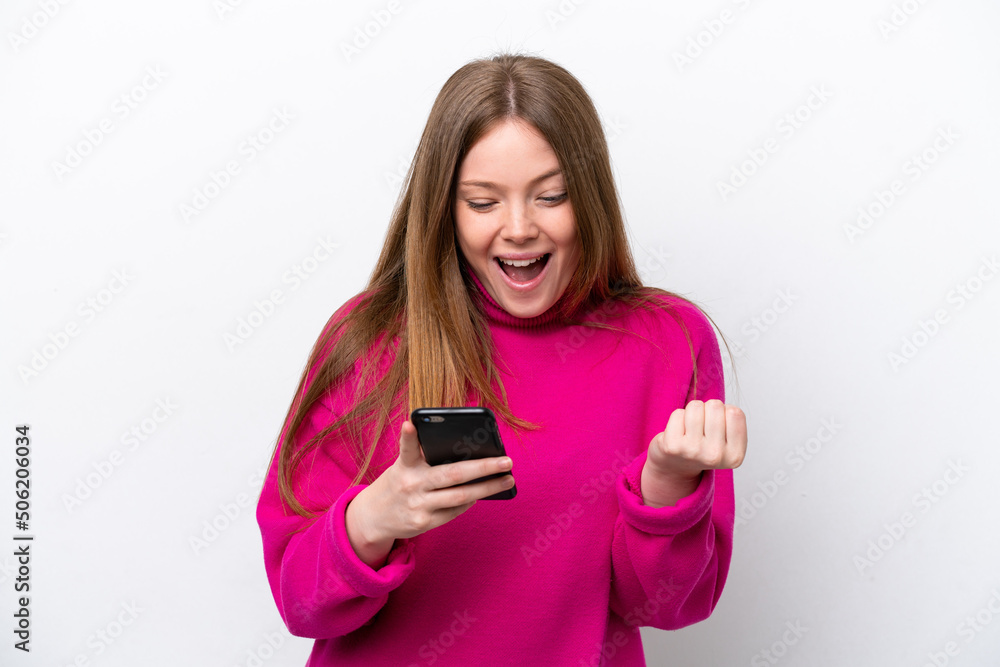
[463,262,579,329]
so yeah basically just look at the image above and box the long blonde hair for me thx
[269,52,736,517]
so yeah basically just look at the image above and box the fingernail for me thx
[499,457,512,469]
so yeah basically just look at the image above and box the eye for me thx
[463,192,567,212]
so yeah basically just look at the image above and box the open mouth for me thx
[496,254,550,283]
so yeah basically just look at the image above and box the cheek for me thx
[561,224,582,271]
[452,211,471,249]
[453,213,489,258]
[554,211,579,253]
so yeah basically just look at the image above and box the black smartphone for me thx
[410,407,516,500]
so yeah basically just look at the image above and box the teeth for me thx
[499,255,545,267]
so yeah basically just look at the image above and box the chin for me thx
[500,293,554,319]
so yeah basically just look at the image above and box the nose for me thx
[500,202,538,244]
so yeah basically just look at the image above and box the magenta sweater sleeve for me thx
[608,300,735,630]
[256,309,417,638]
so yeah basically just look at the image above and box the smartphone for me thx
[410,407,516,500]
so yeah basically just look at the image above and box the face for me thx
[453,118,582,319]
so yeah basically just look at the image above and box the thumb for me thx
[397,419,425,467]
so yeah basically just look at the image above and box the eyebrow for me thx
[458,167,563,190]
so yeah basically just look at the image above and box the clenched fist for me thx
[641,399,747,508]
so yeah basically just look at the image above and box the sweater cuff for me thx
[617,450,716,535]
[329,484,415,597]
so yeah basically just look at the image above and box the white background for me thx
[2,1,999,665]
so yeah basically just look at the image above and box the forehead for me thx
[457,118,561,184]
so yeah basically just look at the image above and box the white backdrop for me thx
[2,1,999,665]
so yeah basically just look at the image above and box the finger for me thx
[436,500,477,523]
[397,420,425,467]
[723,405,748,468]
[704,399,726,446]
[438,473,514,508]
[665,407,686,444]
[428,455,511,490]
[684,399,705,438]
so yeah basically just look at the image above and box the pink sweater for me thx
[256,267,734,666]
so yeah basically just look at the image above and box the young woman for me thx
[256,52,747,666]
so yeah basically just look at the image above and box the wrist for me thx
[640,462,702,509]
[345,492,395,569]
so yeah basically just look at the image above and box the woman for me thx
[256,52,747,666]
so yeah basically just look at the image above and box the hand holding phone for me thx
[343,416,515,567]
[410,407,517,500]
